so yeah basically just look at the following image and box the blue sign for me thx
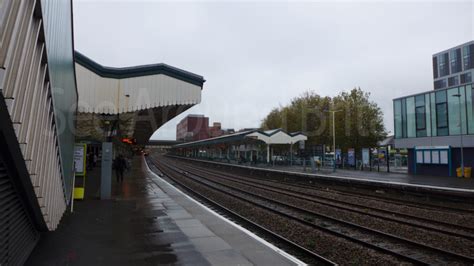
[348,148,355,165]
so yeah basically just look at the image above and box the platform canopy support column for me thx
[266,144,270,163]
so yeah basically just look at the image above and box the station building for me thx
[0,1,204,264]
[394,41,474,177]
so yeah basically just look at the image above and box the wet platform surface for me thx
[26,156,297,265]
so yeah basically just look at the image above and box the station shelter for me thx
[171,129,307,164]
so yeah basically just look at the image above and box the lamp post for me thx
[452,93,464,177]
[325,108,342,172]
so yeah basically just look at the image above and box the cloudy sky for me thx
[73,0,473,140]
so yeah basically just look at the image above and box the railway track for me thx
[150,156,474,265]
[171,158,474,239]
[145,158,336,265]
[171,155,474,214]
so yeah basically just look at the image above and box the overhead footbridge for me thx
[74,52,205,145]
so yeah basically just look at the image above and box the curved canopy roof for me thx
[173,129,307,148]
[74,52,205,144]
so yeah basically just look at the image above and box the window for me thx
[468,85,474,135]
[406,97,416,138]
[448,88,463,135]
[415,95,426,137]
[448,76,459,87]
[394,100,403,139]
[430,93,437,136]
[432,57,438,79]
[425,94,431,137]
[439,53,450,76]
[436,90,448,136]
[460,72,472,84]
[434,79,446,90]
[450,48,462,73]
[463,44,474,70]
[401,98,407,138]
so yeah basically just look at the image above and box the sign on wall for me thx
[362,148,370,166]
[74,144,87,176]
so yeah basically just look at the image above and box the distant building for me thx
[176,115,209,141]
[209,122,224,138]
[433,41,473,90]
[222,128,235,135]
[393,41,474,177]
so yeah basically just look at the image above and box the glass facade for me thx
[439,53,450,77]
[432,57,438,79]
[394,84,474,139]
[463,44,474,70]
[450,48,462,73]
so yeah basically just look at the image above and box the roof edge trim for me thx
[74,51,205,87]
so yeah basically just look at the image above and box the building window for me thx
[439,53,450,77]
[430,92,437,136]
[432,57,438,79]
[434,79,446,90]
[448,76,459,87]
[450,48,462,73]
[435,90,448,136]
[448,88,462,135]
[394,100,403,139]
[463,44,474,70]
[406,97,416,138]
[415,95,426,137]
[468,85,474,135]
[401,98,407,138]
[460,72,472,84]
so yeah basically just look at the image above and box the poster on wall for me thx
[74,144,87,176]
[348,148,355,166]
[362,148,370,166]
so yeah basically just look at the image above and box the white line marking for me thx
[176,156,474,194]
[144,157,307,266]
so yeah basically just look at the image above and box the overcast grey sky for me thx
[73,0,473,140]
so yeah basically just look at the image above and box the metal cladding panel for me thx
[75,63,202,114]
[40,0,77,202]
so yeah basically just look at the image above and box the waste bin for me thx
[456,167,463,177]
[464,167,472,178]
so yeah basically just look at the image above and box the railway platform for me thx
[170,156,474,194]
[26,156,299,265]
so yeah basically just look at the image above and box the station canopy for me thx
[74,52,205,144]
[173,129,307,148]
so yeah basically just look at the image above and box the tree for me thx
[260,88,387,151]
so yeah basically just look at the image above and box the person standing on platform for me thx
[114,155,126,183]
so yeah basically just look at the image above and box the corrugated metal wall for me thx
[0,0,76,232]
[40,0,77,202]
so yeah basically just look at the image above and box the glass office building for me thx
[394,84,473,139]
[394,41,474,177]
[433,41,474,90]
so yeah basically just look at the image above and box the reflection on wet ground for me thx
[26,156,209,265]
